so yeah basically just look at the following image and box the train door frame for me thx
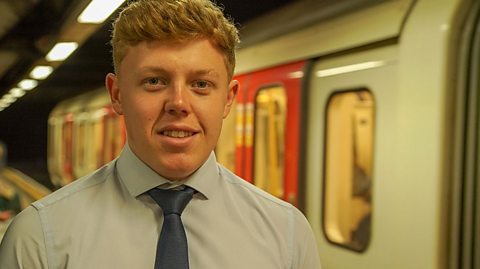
[450,0,480,268]
[236,61,305,205]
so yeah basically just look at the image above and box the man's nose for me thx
[164,84,190,116]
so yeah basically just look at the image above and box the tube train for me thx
[47,0,480,268]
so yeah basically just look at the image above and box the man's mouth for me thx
[161,130,194,138]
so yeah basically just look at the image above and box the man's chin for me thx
[155,162,200,181]
[148,150,211,180]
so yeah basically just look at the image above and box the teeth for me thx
[162,130,193,138]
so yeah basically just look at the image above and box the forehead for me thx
[119,39,230,76]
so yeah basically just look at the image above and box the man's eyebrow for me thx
[192,69,220,78]
[135,67,221,79]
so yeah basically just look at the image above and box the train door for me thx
[240,61,304,205]
[47,98,77,187]
[61,113,74,185]
[305,46,404,268]
[47,114,66,187]
[451,1,480,268]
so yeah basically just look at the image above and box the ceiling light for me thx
[0,100,10,108]
[30,66,54,80]
[9,88,26,98]
[2,94,17,104]
[287,71,304,79]
[77,0,126,24]
[316,61,386,77]
[46,42,79,61]
[17,79,38,90]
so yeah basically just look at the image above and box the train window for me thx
[91,109,106,169]
[83,108,109,177]
[323,89,374,252]
[73,114,87,178]
[62,114,74,185]
[47,117,63,186]
[253,86,287,199]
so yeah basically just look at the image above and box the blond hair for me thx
[111,0,239,77]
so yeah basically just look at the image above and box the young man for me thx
[0,0,321,268]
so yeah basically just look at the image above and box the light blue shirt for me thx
[0,144,321,268]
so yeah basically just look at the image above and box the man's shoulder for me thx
[32,160,116,211]
[216,164,320,268]
[0,205,48,268]
[1,205,41,242]
[217,164,294,212]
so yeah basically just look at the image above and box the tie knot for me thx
[148,187,195,215]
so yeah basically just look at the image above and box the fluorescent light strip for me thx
[9,88,26,98]
[18,79,38,90]
[288,71,304,79]
[2,94,17,104]
[0,100,10,108]
[30,66,54,80]
[316,61,386,77]
[78,0,126,24]
[46,42,79,61]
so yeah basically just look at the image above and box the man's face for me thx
[106,38,238,180]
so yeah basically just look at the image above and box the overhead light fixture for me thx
[17,79,38,90]
[316,61,386,77]
[288,71,304,79]
[2,94,17,104]
[30,66,54,80]
[9,88,26,98]
[77,0,126,24]
[46,42,79,61]
[0,100,10,108]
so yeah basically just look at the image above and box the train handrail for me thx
[1,167,51,201]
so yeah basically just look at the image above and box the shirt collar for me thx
[116,144,219,200]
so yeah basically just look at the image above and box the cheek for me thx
[195,104,223,130]
[207,107,226,134]
[123,97,159,129]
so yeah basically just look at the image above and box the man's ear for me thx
[105,73,123,115]
[223,80,239,118]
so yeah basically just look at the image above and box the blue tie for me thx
[148,187,195,269]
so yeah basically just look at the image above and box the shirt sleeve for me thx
[0,206,48,269]
[291,207,321,269]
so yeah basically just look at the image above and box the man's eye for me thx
[192,80,210,89]
[142,77,167,90]
[146,78,162,85]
